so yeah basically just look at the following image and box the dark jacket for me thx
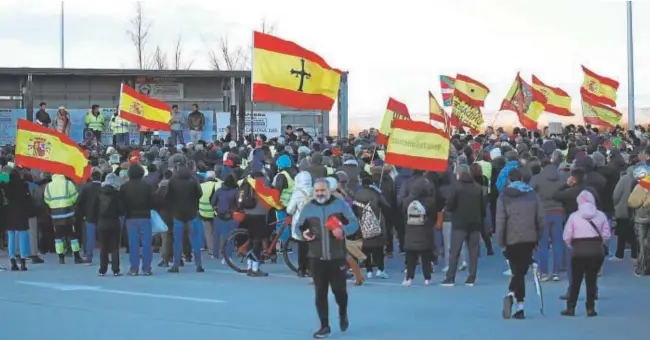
[338,162,362,194]
[553,183,600,215]
[529,164,566,211]
[143,172,161,188]
[296,196,359,260]
[445,176,485,232]
[353,185,391,247]
[165,167,203,222]
[399,173,436,215]
[36,109,51,127]
[495,182,544,248]
[154,180,173,228]
[93,185,124,230]
[306,152,328,181]
[119,165,155,219]
[404,217,434,252]
[76,181,103,224]
[371,165,397,227]
[2,176,33,231]
[211,185,238,219]
[597,161,623,215]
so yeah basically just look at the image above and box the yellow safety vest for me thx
[44,175,78,220]
[85,112,104,131]
[276,171,294,206]
[199,180,221,218]
[111,115,129,134]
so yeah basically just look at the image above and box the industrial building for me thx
[0,67,332,140]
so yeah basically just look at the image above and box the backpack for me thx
[216,188,235,220]
[352,200,382,239]
[238,182,256,210]
[406,200,426,225]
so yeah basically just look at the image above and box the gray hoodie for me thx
[529,164,567,211]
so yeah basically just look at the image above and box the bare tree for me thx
[127,2,151,69]
[259,17,276,34]
[173,35,194,70]
[152,46,168,70]
[207,36,247,71]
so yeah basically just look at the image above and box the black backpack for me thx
[238,181,256,210]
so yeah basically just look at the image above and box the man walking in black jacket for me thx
[76,170,103,264]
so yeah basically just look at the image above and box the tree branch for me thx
[126,2,151,69]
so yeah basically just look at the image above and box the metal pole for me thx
[627,0,635,128]
[337,72,349,138]
[60,1,65,68]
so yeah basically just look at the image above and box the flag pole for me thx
[250,31,255,142]
[626,0,636,128]
[60,1,65,68]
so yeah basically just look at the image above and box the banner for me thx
[0,109,22,145]
[216,111,282,138]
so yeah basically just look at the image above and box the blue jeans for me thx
[214,217,238,258]
[126,218,153,272]
[171,130,184,146]
[85,222,96,260]
[276,211,290,242]
[173,218,204,268]
[535,212,564,275]
[7,230,30,259]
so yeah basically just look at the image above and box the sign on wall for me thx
[135,83,184,100]
[215,111,282,139]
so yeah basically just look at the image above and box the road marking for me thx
[205,268,408,287]
[16,281,226,304]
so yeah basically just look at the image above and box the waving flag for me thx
[580,65,619,107]
[451,74,489,132]
[119,84,171,131]
[500,73,546,130]
[581,93,622,129]
[429,91,446,124]
[252,31,342,111]
[15,119,91,183]
[531,76,573,116]
[440,75,456,107]
[247,177,283,211]
[385,119,450,172]
[377,97,411,145]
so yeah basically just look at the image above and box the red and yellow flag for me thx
[119,84,171,131]
[252,31,342,111]
[377,97,410,145]
[385,119,450,172]
[581,93,622,129]
[638,176,650,191]
[450,74,489,133]
[500,73,546,130]
[531,75,573,116]
[429,91,446,124]
[580,65,619,107]
[247,177,283,211]
[453,74,490,107]
[15,119,91,183]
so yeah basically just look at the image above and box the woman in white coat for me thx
[287,171,313,277]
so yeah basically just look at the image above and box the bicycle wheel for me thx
[282,238,300,274]
[221,228,250,273]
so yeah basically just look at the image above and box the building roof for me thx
[0,67,250,78]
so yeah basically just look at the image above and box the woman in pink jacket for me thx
[561,190,611,317]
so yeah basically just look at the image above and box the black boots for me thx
[9,258,27,271]
[561,304,597,317]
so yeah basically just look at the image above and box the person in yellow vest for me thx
[110,111,130,147]
[44,174,85,264]
[198,171,222,258]
[272,155,295,243]
[85,104,105,143]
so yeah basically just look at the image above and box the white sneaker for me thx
[608,256,623,262]
[424,279,431,286]
[376,270,390,279]
[459,261,467,271]
[366,271,373,279]
[503,269,512,276]
[402,279,413,286]
[442,266,449,273]
[221,259,226,265]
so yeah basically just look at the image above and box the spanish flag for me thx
[385,119,450,172]
[580,65,619,107]
[247,177,283,211]
[639,176,650,191]
[252,31,342,111]
[531,75,573,116]
[581,93,622,129]
[429,91,446,124]
[453,74,490,107]
[450,74,489,133]
[15,119,91,183]
[377,97,411,145]
[119,84,171,131]
[500,73,546,130]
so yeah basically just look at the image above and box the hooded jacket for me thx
[94,185,125,229]
[529,164,566,211]
[76,180,103,223]
[612,168,634,219]
[306,152,328,180]
[563,190,611,247]
[287,171,313,237]
[496,160,519,193]
[119,165,154,219]
[495,181,544,247]
[445,174,485,232]
[337,159,362,194]
[165,166,203,222]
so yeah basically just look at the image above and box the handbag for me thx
[570,219,606,259]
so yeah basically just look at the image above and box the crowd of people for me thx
[1,121,650,338]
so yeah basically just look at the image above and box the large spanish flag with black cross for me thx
[385,119,450,172]
[119,84,172,131]
[377,97,411,146]
[580,65,619,107]
[532,75,573,116]
[252,31,342,111]
[15,119,91,183]
[581,93,622,130]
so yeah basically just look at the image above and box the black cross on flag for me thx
[290,58,312,92]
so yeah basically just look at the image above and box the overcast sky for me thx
[1,0,649,129]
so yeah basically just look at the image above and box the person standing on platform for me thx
[35,102,51,127]
[294,179,359,339]
[52,107,71,137]
[187,103,205,144]
[85,104,105,143]
[110,111,130,147]
[169,104,185,146]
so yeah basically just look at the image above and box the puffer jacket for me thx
[529,164,566,211]
[564,190,611,247]
[353,185,391,247]
[628,182,650,224]
[496,160,519,193]
[165,167,203,222]
[404,201,433,252]
[496,181,545,247]
[119,165,154,219]
[613,169,634,219]
[287,171,313,238]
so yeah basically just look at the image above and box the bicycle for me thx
[221,217,301,274]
